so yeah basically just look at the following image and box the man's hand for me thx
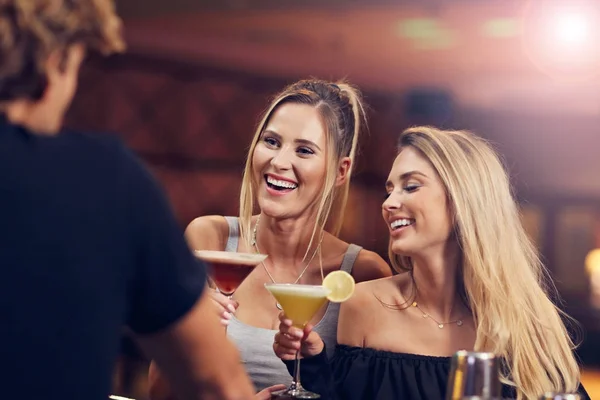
[255,384,287,400]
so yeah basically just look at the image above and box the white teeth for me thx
[391,218,414,229]
[267,176,298,189]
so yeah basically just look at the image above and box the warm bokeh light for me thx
[585,248,600,308]
[585,248,600,275]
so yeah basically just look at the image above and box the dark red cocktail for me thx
[194,250,267,296]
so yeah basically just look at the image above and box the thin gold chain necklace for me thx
[411,301,464,329]
[251,215,323,310]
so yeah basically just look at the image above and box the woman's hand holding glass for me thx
[273,311,325,360]
[210,289,238,326]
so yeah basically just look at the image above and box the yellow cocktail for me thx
[265,284,330,328]
[265,272,355,399]
[265,284,330,399]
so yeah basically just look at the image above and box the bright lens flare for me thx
[554,13,589,45]
[522,1,600,82]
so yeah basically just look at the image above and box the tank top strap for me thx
[223,216,240,252]
[339,243,362,274]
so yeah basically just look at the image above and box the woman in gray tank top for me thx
[148,79,391,398]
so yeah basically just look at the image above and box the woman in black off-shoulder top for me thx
[280,344,588,400]
[273,127,590,400]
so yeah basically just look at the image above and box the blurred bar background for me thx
[64,0,600,397]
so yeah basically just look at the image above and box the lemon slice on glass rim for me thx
[323,270,355,303]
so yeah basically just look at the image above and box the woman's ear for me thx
[335,157,352,186]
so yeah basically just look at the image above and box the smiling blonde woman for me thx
[148,79,392,399]
[274,126,589,400]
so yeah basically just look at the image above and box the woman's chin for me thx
[391,242,416,258]
[257,203,293,220]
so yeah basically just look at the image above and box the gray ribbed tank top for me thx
[223,216,361,391]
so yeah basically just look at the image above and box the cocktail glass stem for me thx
[291,350,302,391]
[217,289,234,332]
[217,287,234,300]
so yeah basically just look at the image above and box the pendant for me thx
[457,320,463,326]
[438,324,444,329]
[276,302,283,310]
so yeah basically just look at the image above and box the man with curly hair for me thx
[0,1,255,399]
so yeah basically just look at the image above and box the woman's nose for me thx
[270,148,293,170]
[382,193,401,212]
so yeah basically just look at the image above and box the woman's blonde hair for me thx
[239,79,365,256]
[389,126,580,399]
[0,0,124,101]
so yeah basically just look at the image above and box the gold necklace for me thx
[411,301,464,329]
[252,215,323,310]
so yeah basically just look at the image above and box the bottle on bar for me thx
[446,350,502,400]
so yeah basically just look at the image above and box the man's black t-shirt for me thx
[0,117,206,399]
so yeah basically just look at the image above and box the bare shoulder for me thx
[351,248,393,283]
[184,215,230,251]
[337,277,392,346]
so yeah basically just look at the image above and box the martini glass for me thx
[194,250,267,297]
[265,283,330,399]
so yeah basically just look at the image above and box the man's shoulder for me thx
[58,131,148,181]
[60,130,129,157]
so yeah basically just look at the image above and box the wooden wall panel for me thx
[65,53,400,256]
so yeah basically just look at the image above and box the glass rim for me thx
[264,282,326,288]
[194,249,267,264]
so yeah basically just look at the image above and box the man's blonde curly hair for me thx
[0,0,124,101]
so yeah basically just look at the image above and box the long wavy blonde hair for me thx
[239,79,365,256]
[389,126,580,399]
